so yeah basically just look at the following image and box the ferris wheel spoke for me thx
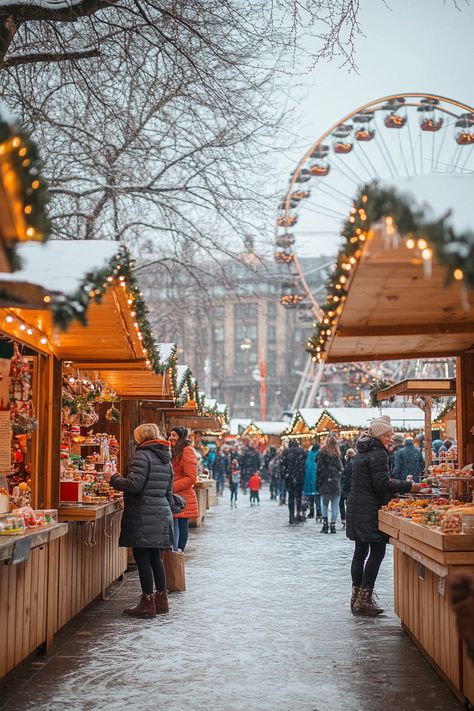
[397,129,411,177]
[374,133,395,178]
[303,203,348,220]
[331,153,365,186]
[459,146,474,173]
[406,118,418,176]
[309,180,354,205]
[377,125,400,177]
[356,142,380,180]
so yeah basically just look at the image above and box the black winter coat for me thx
[346,434,412,543]
[111,439,174,548]
[281,445,306,488]
[317,450,343,497]
[341,458,354,496]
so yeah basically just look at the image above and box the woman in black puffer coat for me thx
[346,415,420,617]
[105,422,174,619]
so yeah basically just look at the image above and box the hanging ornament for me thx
[105,405,120,424]
[9,343,37,434]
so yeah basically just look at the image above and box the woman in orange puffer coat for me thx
[169,426,198,551]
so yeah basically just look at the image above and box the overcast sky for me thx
[276,0,474,258]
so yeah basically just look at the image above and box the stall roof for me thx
[230,418,251,435]
[376,379,456,401]
[323,407,424,431]
[242,421,288,436]
[310,175,474,364]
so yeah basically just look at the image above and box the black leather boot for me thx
[320,517,329,533]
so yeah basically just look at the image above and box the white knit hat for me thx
[368,415,393,438]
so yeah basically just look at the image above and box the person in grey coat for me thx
[105,422,174,619]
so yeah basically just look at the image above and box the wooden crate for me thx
[398,518,474,551]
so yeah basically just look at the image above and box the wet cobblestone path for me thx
[1,491,463,711]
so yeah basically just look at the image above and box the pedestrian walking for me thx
[105,423,173,618]
[317,435,343,534]
[240,444,260,494]
[169,426,198,552]
[269,448,281,500]
[248,471,262,505]
[212,447,230,495]
[346,415,421,617]
[389,433,404,471]
[229,459,241,507]
[339,447,356,529]
[392,437,425,481]
[303,437,320,520]
[281,440,306,524]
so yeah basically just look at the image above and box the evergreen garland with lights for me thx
[369,378,395,408]
[307,182,474,361]
[0,118,51,249]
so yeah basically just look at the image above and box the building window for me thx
[235,324,257,341]
[213,306,224,319]
[267,301,276,319]
[214,326,224,342]
[267,324,276,342]
[234,302,258,321]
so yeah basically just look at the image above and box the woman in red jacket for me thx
[169,426,198,551]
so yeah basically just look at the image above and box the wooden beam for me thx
[338,323,474,338]
[69,360,148,370]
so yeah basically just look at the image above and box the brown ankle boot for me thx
[123,594,156,618]
[155,590,169,614]
[350,586,361,614]
[353,587,384,616]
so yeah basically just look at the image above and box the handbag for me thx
[170,493,186,514]
[161,549,186,592]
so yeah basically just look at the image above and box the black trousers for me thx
[350,540,387,589]
[287,483,303,517]
[133,547,166,595]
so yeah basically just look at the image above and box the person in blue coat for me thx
[303,438,320,520]
[393,437,425,481]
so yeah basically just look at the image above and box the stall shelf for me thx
[309,174,474,703]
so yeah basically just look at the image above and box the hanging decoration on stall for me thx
[105,405,120,424]
[9,344,37,434]
[62,374,104,427]
[369,378,395,408]
[307,182,474,362]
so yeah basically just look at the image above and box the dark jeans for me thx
[173,517,189,552]
[287,483,303,517]
[279,478,287,504]
[133,547,166,594]
[230,483,238,503]
[351,540,387,589]
[216,473,225,495]
[250,490,260,503]
[306,494,321,516]
[339,494,347,521]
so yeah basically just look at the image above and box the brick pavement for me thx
[0,490,464,711]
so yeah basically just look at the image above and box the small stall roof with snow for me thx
[0,241,177,400]
[240,420,288,446]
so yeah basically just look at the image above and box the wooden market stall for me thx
[239,421,288,449]
[282,408,323,446]
[0,239,173,678]
[306,174,474,704]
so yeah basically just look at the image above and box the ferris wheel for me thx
[277,93,474,408]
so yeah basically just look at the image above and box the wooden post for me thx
[456,354,474,468]
[424,396,432,472]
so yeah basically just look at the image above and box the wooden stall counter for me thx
[0,523,68,562]
[190,480,212,527]
[58,499,123,522]
[379,511,474,706]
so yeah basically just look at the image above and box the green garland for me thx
[51,245,166,374]
[435,397,456,422]
[307,182,474,361]
[0,118,51,248]
[369,378,395,408]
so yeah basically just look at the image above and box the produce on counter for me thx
[382,497,474,532]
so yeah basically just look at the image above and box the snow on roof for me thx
[156,343,176,366]
[252,421,288,435]
[230,419,251,435]
[204,398,217,410]
[298,409,324,428]
[176,365,190,390]
[217,403,228,414]
[0,240,119,295]
[326,407,424,430]
[381,174,474,237]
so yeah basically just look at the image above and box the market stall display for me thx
[311,174,474,704]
